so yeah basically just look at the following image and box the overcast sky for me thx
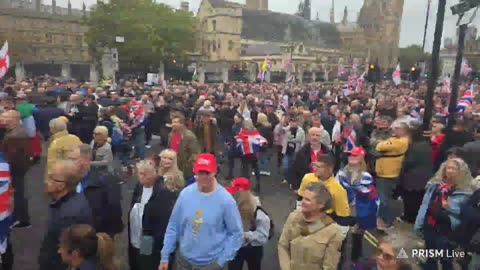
[65,0,478,50]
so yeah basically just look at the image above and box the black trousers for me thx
[402,189,425,223]
[145,116,153,145]
[12,172,29,224]
[0,238,13,270]
[228,246,263,270]
[128,245,169,270]
[240,156,260,192]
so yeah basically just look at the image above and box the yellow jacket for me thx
[297,174,350,217]
[375,136,409,178]
[47,130,82,176]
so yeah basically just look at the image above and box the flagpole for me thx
[422,0,432,51]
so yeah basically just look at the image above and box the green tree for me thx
[84,0,197,72]
[399,45,431,71]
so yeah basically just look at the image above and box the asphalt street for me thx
[10,140,414,270]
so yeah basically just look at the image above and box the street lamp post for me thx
[447,1,479,130]
[423,0,446,133]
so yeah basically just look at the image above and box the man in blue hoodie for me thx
[159,153,243,270]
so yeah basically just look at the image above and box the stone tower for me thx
[246,0,268,10]
[303,0,311,20]
[358,0,404,69]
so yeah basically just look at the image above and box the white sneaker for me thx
[145,145,151,149]
[264,171,271,176]
[251,171,255,176]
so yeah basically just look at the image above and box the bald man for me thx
[2,110,31,227]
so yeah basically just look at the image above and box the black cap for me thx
[124,93,135,98]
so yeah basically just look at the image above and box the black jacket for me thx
[39,192,93,270]
[399,141,433,191]
[288,143,327,190]
[129,177,179,251]
[82,170,123,236]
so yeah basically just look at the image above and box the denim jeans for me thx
[376,177,398,225]
[131,126,146,160]
[258,152,269,172]
[423,229,455,270]
[282,154,292,180]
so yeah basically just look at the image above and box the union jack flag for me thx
[341,126,356,153]
[235,129,268,155]
[0,153,12,253]
[456,84,474,113]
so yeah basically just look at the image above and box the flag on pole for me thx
[355,71,366,92]
[443,76,451,92]
[461,59,472,76]
[456,84,474,113]
[392,63,401,86]
[0,41,9,79]
[192,68,198,81]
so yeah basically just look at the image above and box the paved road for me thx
[11,140,415,270]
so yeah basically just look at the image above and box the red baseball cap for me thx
[225,177,251,194]
[193,153,217,174]
[349,147,366,157]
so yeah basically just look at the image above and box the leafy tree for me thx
[84,0,197,72]
[399,45,431,71]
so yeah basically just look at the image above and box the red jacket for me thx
[431,133,445,162]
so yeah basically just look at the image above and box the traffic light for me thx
[411,66,420,82]
[367,64,381,82]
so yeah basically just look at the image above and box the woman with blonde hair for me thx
[129,160,178,270]
[256,113,273,176]
[157,149,185,192]
[90,125,114,174]
[59,224,118,270]
[336,147,379,267]
[226,178,270,270]
[414,158,475,269]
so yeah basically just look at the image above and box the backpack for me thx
[252,206,275,240]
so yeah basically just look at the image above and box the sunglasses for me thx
[376,248,395,261]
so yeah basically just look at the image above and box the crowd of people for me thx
[0,77,479,270]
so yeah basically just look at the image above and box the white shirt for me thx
[129,186,153,248]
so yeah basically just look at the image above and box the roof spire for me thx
[342,6,348,24]
[330,0,335,23]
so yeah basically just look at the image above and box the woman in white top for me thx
[128,161,178,270]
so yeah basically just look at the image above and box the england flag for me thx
[0,41,9,79]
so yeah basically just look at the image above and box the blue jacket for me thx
[414,182,471,234]
[336,169,379,230]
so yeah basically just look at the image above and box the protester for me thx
[2,110,31,228]
[398,122,433,223]
[159,153,243,270]
[226,178,270,270]
[90,126,114,173]
[39,160,93,270]
[59,224,117,270]
[129,160,178,270]
[336,147,379,266]
[156,149,185,192]
[168,114,200,179]
[414,158,475,269]
[278,182,344,270]
[46,117,82,176]
[375,121,409,230]
[66,144,123,237]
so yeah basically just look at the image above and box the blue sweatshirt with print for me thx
[161,182,243,266]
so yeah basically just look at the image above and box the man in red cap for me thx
[160,153,243,270]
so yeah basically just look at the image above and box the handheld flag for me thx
[456,84,474,113]
[392,63,401,86]
[0,41,9,79]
